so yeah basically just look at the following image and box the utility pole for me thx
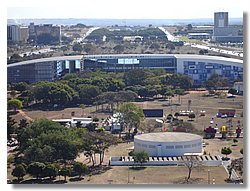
[127,164,130,184]
[208,169,210,184]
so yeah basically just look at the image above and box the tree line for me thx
[8,69,193,109]
[8,117,120,182]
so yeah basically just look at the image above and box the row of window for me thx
[135,142,202,149]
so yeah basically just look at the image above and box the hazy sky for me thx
[7,0,244,19]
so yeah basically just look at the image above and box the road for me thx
[74,27,100,43]
[158,27,179,42]
[159,27,243,58]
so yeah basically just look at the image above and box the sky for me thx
[6,0,245,19]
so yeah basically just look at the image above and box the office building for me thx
[7,54,243,85]
[212,12,243,43]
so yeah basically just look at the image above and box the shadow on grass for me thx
[173,177,204,184]
[69,177,84,182]
[129,166,146,170]
[18,177,56,184]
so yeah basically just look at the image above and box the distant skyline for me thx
[7,0,244,20]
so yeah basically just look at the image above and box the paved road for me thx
[159,27,243,58]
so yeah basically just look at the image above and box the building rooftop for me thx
[7,54,243,68]
[134,132,202,142]
[7,55,84,67]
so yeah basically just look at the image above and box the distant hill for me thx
[7,18,243,27]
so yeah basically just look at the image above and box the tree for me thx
[12,164,26,181]
[240,148,243,155]
[188,113,196,121]
[221,147,232,158]
[72,43,83,52]
[233,138,238,145]
[43,163,59,179]
[139,119,158,133]
[13,82,29,92]
[228,88,238,96]
[149,43,160,50]
[59,167,71,182]
[166,43,175,52]
[132,151,149,166]
[203,74,229,90]
[7,98,23,112]
[175,88,185,104]
[7,114,16,141]
[174,112,180,119]
[124,69,153,86]
[77,84,100,104]
[27,162,46,179]
[79,104,85,116]
[73,162,88,179]
[183,155,201,182]
[113,45,124,53]
[83,43,96,54]
[116,102,145,138]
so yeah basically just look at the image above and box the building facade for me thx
[27,23,61,44]
[214,12,228,28]
[7,54,243,85]
[134,132,203,157]
[7,56,83,84]
[7,25,21,42]
[212,12,243,43]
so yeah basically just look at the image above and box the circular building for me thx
[134,132,202,157]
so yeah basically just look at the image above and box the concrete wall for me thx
[109,155,222,167]
[134,138,202,157]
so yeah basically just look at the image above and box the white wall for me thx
[134,138,202,157]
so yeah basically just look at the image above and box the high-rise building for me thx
[28,23,61,44]
[212,12,243,43]
[7,25,20,42]
[214,12,228,28]
[20,26,29,42]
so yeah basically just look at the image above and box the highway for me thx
[159,27,243,58]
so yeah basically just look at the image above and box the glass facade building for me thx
[7,54,243,85]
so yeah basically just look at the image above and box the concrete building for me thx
[7,55,83,84]
[134,132,203,157]
[188,33,210,39]
[214,12,228,28]
[212,12,243,43]
[20,26,29,42]
[7,54,243,85]
[28,23,61,44]
[7,25,20,42]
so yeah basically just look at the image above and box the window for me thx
[184,145,191,148]
[166,145,174,149]
[192,143,197,147]
[175,145,183,149]
[142,144,147,148]
[148,145,156,149]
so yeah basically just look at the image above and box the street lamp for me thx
[208,169,210,184]
[127,163,130,184]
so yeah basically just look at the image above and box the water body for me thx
[7,18,243,27]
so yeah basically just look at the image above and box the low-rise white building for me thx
[134,132,203,157]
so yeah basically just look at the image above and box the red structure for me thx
[236,127,242,138]
[204,126,217,138]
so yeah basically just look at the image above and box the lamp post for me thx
[127,163,130,184]
[208,169,210,184]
